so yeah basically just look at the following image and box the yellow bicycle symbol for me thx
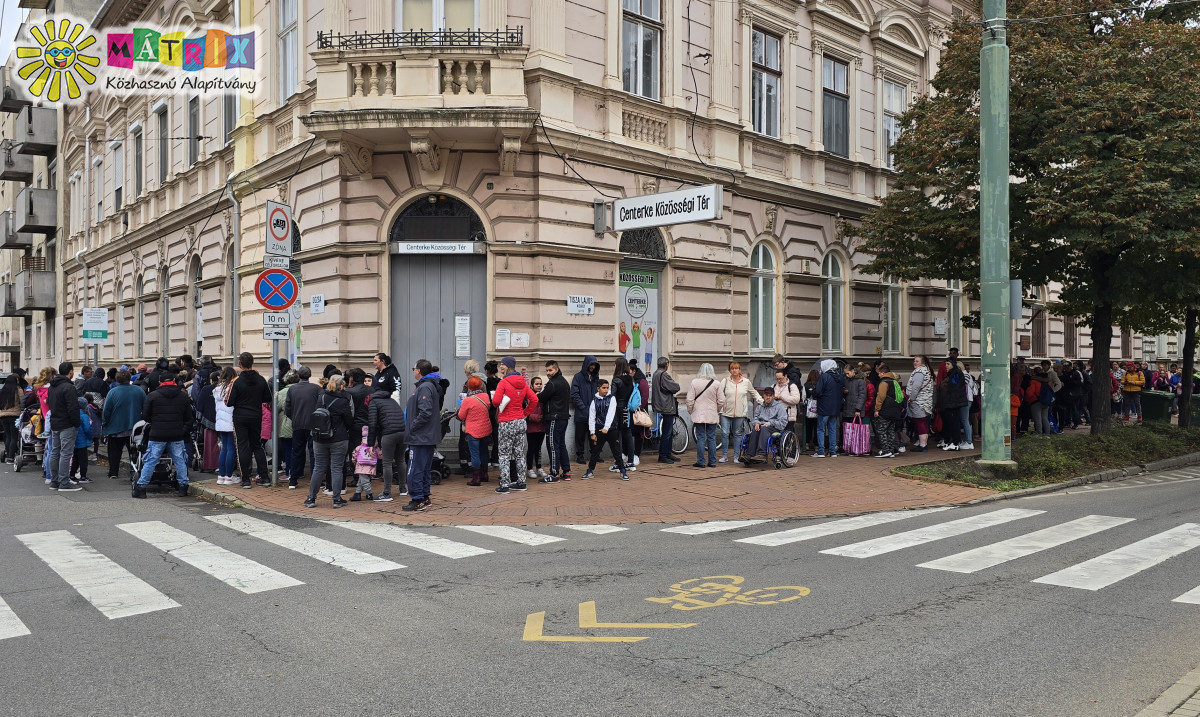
[645,575,810,611]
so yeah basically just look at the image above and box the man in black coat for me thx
[540,360,573,481]
[226,352,271,488]
[47,362,83,491]
[283,365,321,489]
[80,366,110,399]
[133,376,194,498]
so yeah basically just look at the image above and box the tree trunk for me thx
[1180,308,1197,429]
[1090,303,1114,435]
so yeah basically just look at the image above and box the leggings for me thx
[526,432,545,469]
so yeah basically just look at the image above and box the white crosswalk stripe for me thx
[205,515,404,574]
[1172,585,1200,604]
[662,520,772,535]
[117,521,304,593]
[0,597,31,641]
[557,524,629,535]
[1033,523,1200,591]
[820,508,1046,558]
[322,521,493,559]
[917,515,1136,574]
[15,530,181,619]
[735,508,953,547]
[456,525,566,546]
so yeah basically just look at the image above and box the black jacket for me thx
[48,375,82,431]
[347,383,371,432]
[610,373,634,430]
[142,382,194,442]
[366,389,405,446]
[570,355,600,419]
[80,374,110,399]
[373,363,403,398]
[284,380,322,431]
[198,382,217,429]
[225,369,270,424]
[539,372,572,420]
[313,391,354,444]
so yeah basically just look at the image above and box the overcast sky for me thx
[0,1,27,64]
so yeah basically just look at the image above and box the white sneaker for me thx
[526,469,538,480]
[960,442,975,450]
[897,445,906,453]
[632,455,640,466]
[626,464,636,472]
[536,468,547,479]
[942,443,960,451]
[718,457,727,464]
[322,488,334,496]
[733,457,741,464]
[608,464,621,473]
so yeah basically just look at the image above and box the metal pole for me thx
[979,0,1014,464]
[271,338,279,487]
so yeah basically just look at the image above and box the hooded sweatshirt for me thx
[494,371,538,423]
[48,375,82,431]
[570,355,600,419]
[812,359,846,418]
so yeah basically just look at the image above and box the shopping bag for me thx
[842,417,870,456]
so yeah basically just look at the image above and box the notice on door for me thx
[618,271,659,371]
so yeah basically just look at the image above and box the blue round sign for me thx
[254,269,299,311]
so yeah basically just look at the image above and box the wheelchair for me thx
[737,426,801,469]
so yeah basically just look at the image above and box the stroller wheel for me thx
[430,469,443,486]
[13,456,21,472]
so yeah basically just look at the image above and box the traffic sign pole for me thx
[271,338,279,488]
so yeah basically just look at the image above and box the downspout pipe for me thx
[227,179,240,357]
[75,105,92,365]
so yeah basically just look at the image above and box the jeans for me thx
[695,422,718,465]
[218,431,237,476]
[43,429,53,479]
[234,420,267,484]
[289,429,311,484]
[1031,402,1052,435]
[379,432,405,494]
[307,439,347,501]
[277,437,291,473]
[466,434,487,469]
[719,415,747,460]
[137,440,189,486]
[408,444,434,501]
[816,415,838,455]
[958,405,972,444]
[658,414,676,460]
[50,427,77,489]
[107,435,131,479]
[547,418,571,477]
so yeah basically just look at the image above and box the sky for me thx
[0,0,26,64]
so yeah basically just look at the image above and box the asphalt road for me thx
[2,462,1199,717]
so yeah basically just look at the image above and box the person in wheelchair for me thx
[743,388,789,461]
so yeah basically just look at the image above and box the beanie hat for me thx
[500,356,516,370]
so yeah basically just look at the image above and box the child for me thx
[525,376,549,482]
[349,426,378,502]
[583,379,628,481]
[71,397,93,483]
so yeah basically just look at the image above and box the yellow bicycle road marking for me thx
[577,601,697,629]
[523,611,649,643]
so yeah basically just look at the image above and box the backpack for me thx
[628,383,642,411]
[311,394,334,439]
[1038,381,1056,406]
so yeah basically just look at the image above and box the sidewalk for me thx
[192,448,993,526]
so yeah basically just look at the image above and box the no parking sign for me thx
[254,269,299,312]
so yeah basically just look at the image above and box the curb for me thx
[1134,663,1200,717]
[189,482,248,509]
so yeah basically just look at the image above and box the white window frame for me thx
[622,0,662,101]
[882,79,906,169]
[883,276,903,354]
[109,139,123,212]
[821,253,845,353]
[223,93,238,145]
[751,29,781,138]
[155,104,169,183]
[396,0,479,31]
[822,56,850,158]
[131,125,144,198]
[277,0,298,105]
[187,96,200,166]
[93,156,103,222]
[749,242,777,352]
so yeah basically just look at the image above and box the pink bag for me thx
[260,402,273,440]
[842,417,870,456]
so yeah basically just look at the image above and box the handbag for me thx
[260,402,273,440]
[632,409,652,428]
[842,416,870,456]
[805,397,818,419]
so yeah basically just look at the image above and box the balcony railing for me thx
[317,26,523,50]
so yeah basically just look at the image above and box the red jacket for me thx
[493,373,538,423]
[457,391,493,439]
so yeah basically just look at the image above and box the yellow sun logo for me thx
[15,19,100,101]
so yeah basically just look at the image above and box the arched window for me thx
[749,242,776,351]
[191,258,203,357]
[821,253,845,353]
[883,275,903,354]
[619,227,667,261]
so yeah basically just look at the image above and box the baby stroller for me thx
[429,410,457,485]
[12,408,46,472]
[127,420,181,490]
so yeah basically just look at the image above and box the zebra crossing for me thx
[5,505,1200,642]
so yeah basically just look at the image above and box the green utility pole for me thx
[979,0,1014,464]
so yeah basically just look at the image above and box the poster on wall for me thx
[618,270,659,372]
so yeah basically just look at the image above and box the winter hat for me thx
[500,356,517,370]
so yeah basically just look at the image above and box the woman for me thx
[936,360,969,450]
[686,363,725,468]
[456,360,485,476]
[717,362,761,463]
[839,364,867,454]
[275,370,299,481]
[608,358,636,472]
[803,369,820,452]
[525,376,547,480]
[629,359,651,466]
[366,369,407,499]
[212,367,238,485]
[906,356,935,451]
[196,369,219,473]
[457,375,492,486]
[772,368,802,434]
[0,374,22,463]
[32,367,56,481]
[304,375,355,509]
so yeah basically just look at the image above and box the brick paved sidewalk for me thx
[192,448,993,526]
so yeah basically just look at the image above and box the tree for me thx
[842,0,1200,434]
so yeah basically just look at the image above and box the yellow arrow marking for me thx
[522,612,648,643]
[577,601,697,629]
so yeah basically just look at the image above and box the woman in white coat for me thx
[717,362,761,464]
[212,366,238,484]
[686,363,726,468]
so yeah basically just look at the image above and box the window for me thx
[132,128,143,198]
[1064,318,1078,359]
[187,97,199,166]
[751,29,781,138]
[822,57,850,158]
[67,177,77,234]
[223,93,237,145]
[156,106,169,183]
[137,277,145,358]
[821,254,844,352]
[161,269,170,354]
[93,158,103,222]
[749,243,776,351]
[622,0,661,101]
[278,0,298,105]
[948,279,963,352]
[398,0,476,30]
[883,277,902,353]
[882,79,906,169]
[111,141,123,210]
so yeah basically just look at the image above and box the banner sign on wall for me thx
[618,270,659,372]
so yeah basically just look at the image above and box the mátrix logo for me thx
[106,28,255,70]
[14,18,101,101]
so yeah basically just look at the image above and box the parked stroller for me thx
[127,420,181,490]
[12,408,46,472]
[429,410,457,485]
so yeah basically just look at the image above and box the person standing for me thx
[212,368,238,485]
[628,360,652,465]
[582,379,628,480]
[0,374,21,463]
[570,355,601,464]
[457,375,492,486]
[47,363,83,492]
[872,363,904,458]
[365,374,406,501]
[718,362,761,463]
[101,370,146,481]
[403,360,442,511]
[274,370,298,482]
[225,352,271,488]
[1121,361,1144,421]
[132,373,193,498]
[344,368,372,481]
[525,376,548,481]
[492,356,538,493]
[772,368,803,435]
[283,365,321,489]
[839,363,866,454]
[652,356,680,464]
[686,363,724,468]
[70,397,94,483]
[371,352,403,399]
[936,360,969,451]
[609,358,636,472]
[540,360,573,481]
[906,356,935,451]
[302,375,355,509]
[811,359,845,458]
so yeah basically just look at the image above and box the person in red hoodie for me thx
[492,356,538,494]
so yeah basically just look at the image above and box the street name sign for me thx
[612,184,723,231]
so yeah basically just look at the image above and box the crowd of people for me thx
[3,348,1192,512]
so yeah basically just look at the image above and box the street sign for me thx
[265,200,293,258]
[263,326,290,341]
[612,184,722,231]
[81,307,110,344]
[263,311,292,327]
[253,269,299,312]
[263,254,289,269]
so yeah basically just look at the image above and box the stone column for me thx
[708,0,737,122]
[810,40,825,152]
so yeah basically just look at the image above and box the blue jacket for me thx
[102,384,147,436]
[75,401,93,449]
[404,375,442,447]
[813,369,846,417]
[570,355,601,418]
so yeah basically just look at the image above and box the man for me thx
[366,374,406,501]
[102,370,146,480]
[772,354,805,390]
[540,360,572,482]
[190,355,216,405]
[403,359,441,512]
[132,373,193,499]
[80,365,110,399]
[652,356,680,464]
[283,365,321,489]
[47,362,83,492]
[948,347,960,363]
[372,352,403,399]
[74,365,92,390]
[745,388,788,458]
[269,358,291,392]
[225,352,271,488]
[570,355,601,464]
[493,356,538,493]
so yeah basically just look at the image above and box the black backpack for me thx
[311,395,334,439]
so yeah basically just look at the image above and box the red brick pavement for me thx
[195,448,994,527]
